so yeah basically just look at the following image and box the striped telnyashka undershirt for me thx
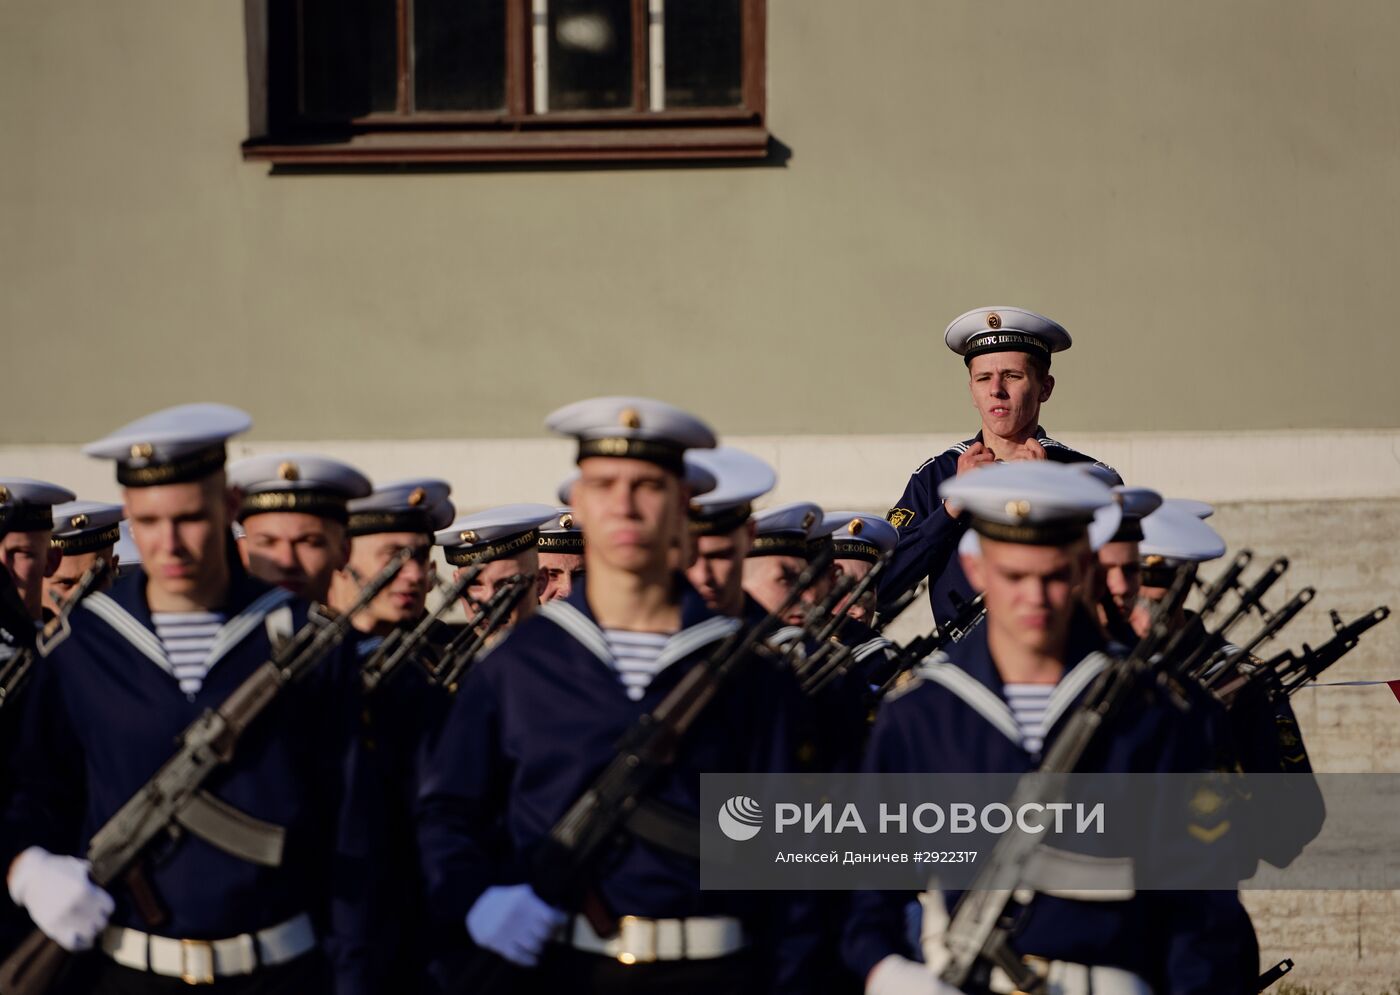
[602,628,672,701]
[1002,682,1056,753]
[151,611,226,697]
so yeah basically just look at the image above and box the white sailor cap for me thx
[1163,497,1214,520]
[537,507,585,555]
[347,478,454,537]
[0,478,77,535]
[685,448,777,536]
[82,403,252,488]
[819,512,898,564]
[940,462,1113,546]
[227,453,373,524]
[1138,504,1226,566]
[546,396,716,474]
[114,521,141,569]
[749,501,825,559]
[435,503,557,568]
[962,497,1121,558]
[49,500,124,555]
[944,306,1072,366]
[556,459,718,505]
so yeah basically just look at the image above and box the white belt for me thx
[990,958,1153,995]
[100,912,316,985]
[563,914,747,963]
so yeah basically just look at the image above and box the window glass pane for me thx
[665,0,742,108]
[414,0,507,111]
[548,0,633,111]
[299,0,398,120]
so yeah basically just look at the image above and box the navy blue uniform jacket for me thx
[843,613,1256,993]
[1,570,373,993]
[880,429,1117,625]
[417,580,807,970]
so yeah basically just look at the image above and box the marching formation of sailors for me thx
[0,305,1359,994]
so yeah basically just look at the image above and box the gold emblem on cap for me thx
[619,407,642,430]
[1144,554,1166,567]
[800,511,817,530]
[0,486,8,503]
[277,461,300,482]
[847,518,864,536]
[408,487,426,507]
[986,312,1002,330]
[459,530,479,544]
[130,442,154,460]
[1005,499,1031,521]
[559,513,574,529]
[70,514,89,529]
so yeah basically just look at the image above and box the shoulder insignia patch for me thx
[887,507,916,528]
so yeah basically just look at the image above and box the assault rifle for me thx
[1195,550,1254,623]
[873,592,986,697]
[361,565,482,694]
[428,574,535,692]
[1176,557,1289,679]
[795,552,894,694]
[938,567,1196,993]
[1198,587,1315,690]
[784,572,858,676]
[456,546,835,993]
[0,561,109,717]
[0,549,410,995]
[1210,606,1391,706]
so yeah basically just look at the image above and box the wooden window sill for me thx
[242,124,771,165]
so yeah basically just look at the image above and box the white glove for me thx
[466,884,568,967]
[867,955,966,995]
[7,847,114,952]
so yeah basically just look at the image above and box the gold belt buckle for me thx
[180,938,216,985]
[615,915,657,965]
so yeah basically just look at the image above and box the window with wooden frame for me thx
[242,0,768,165]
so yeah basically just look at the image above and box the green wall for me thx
[4,0,1398,442]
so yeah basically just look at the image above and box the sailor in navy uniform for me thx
[744,502,833,628]
[434,504,558,633]
[536,509,586,604]
[815,513,901,688]
[844,462,1254,995]
[1080,479,1163,642]
[329,479,457,993]
[683,447,777,621]
[824,513,898,629]
[418,397,810,994]
[879,308,1118,629]
[0,483,77,966]
[43,500,125,610]
[1136,503,1324,873]
[226,454,373,606]
[0,478,77,622]
[1,404,374,994]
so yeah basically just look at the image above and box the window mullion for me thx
[531,0,549,113]
[396,0,412,114]
[647,0,664,111]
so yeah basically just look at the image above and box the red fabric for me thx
[1388,680,1400,705]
